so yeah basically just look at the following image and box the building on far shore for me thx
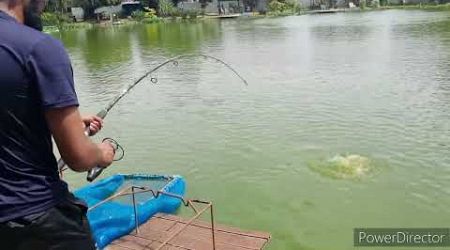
[71,7,84,21]
[177,0,268,14]
[121,0,144,16]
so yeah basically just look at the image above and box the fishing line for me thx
[94,54,247,120]
[58,54,248,181]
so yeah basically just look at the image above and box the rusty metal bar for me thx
[187,200,199,214]
[131,186,139,235]
[210,203,216,250]
[89,186,133,211]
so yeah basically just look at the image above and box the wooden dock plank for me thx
[108,213,270,250]
[122,226,256,250]
[156,214,271,239]
[170,222,268,249]
[152,214,268,249]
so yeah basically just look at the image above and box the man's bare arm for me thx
[45,106,114,172]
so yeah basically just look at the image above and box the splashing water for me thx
[308,154,375,180]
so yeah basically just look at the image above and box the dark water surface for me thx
[57,10,450,249]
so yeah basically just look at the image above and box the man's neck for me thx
[0,4,24,23]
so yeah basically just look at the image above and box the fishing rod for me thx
[58,54,248,182]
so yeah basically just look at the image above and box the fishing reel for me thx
[87,138,124,182]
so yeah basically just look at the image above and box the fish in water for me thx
[308,154,374,180]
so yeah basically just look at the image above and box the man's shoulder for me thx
[0,21,64,59]
[19,28,65,58]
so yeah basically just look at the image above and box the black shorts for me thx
[0,193,96,250]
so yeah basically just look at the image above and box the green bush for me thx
[141,15,160,23]
[41,12,73,29]
[42,12,59,26]
[160,5,201,19]
[268,0,284,12]
[159,0,174,17]
[367,0,379,7]
[131,10,146,21]
[360,0,367,9]
[286,0,301,12]
[170,8,182,17]
[132,10,160,23]
[268,0,301,14]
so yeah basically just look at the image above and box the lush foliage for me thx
[41,12,60,26]
[366,0,379,8]
[131,10,146,21]
[159,0,175,17]
[268,0,301,14]
[158,0,202,19]
[131,10,160,23]
[42,12,93,30]
[360,0,367,9]
[173,9,202,19]
[41,12,73,29]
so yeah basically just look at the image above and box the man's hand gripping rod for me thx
[87,137,123,182]
[57,110,124,182]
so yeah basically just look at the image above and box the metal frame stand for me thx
[89,185,216,250]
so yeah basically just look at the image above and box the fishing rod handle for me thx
[81,111,108,180]
[96,109,108,120]
[85,111,108,181]
[87,166,104,182]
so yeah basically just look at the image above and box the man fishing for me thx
[0,0,115,249]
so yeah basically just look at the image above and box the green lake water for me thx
[57,10,450,250]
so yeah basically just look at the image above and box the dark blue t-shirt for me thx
[0,11,79,222]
